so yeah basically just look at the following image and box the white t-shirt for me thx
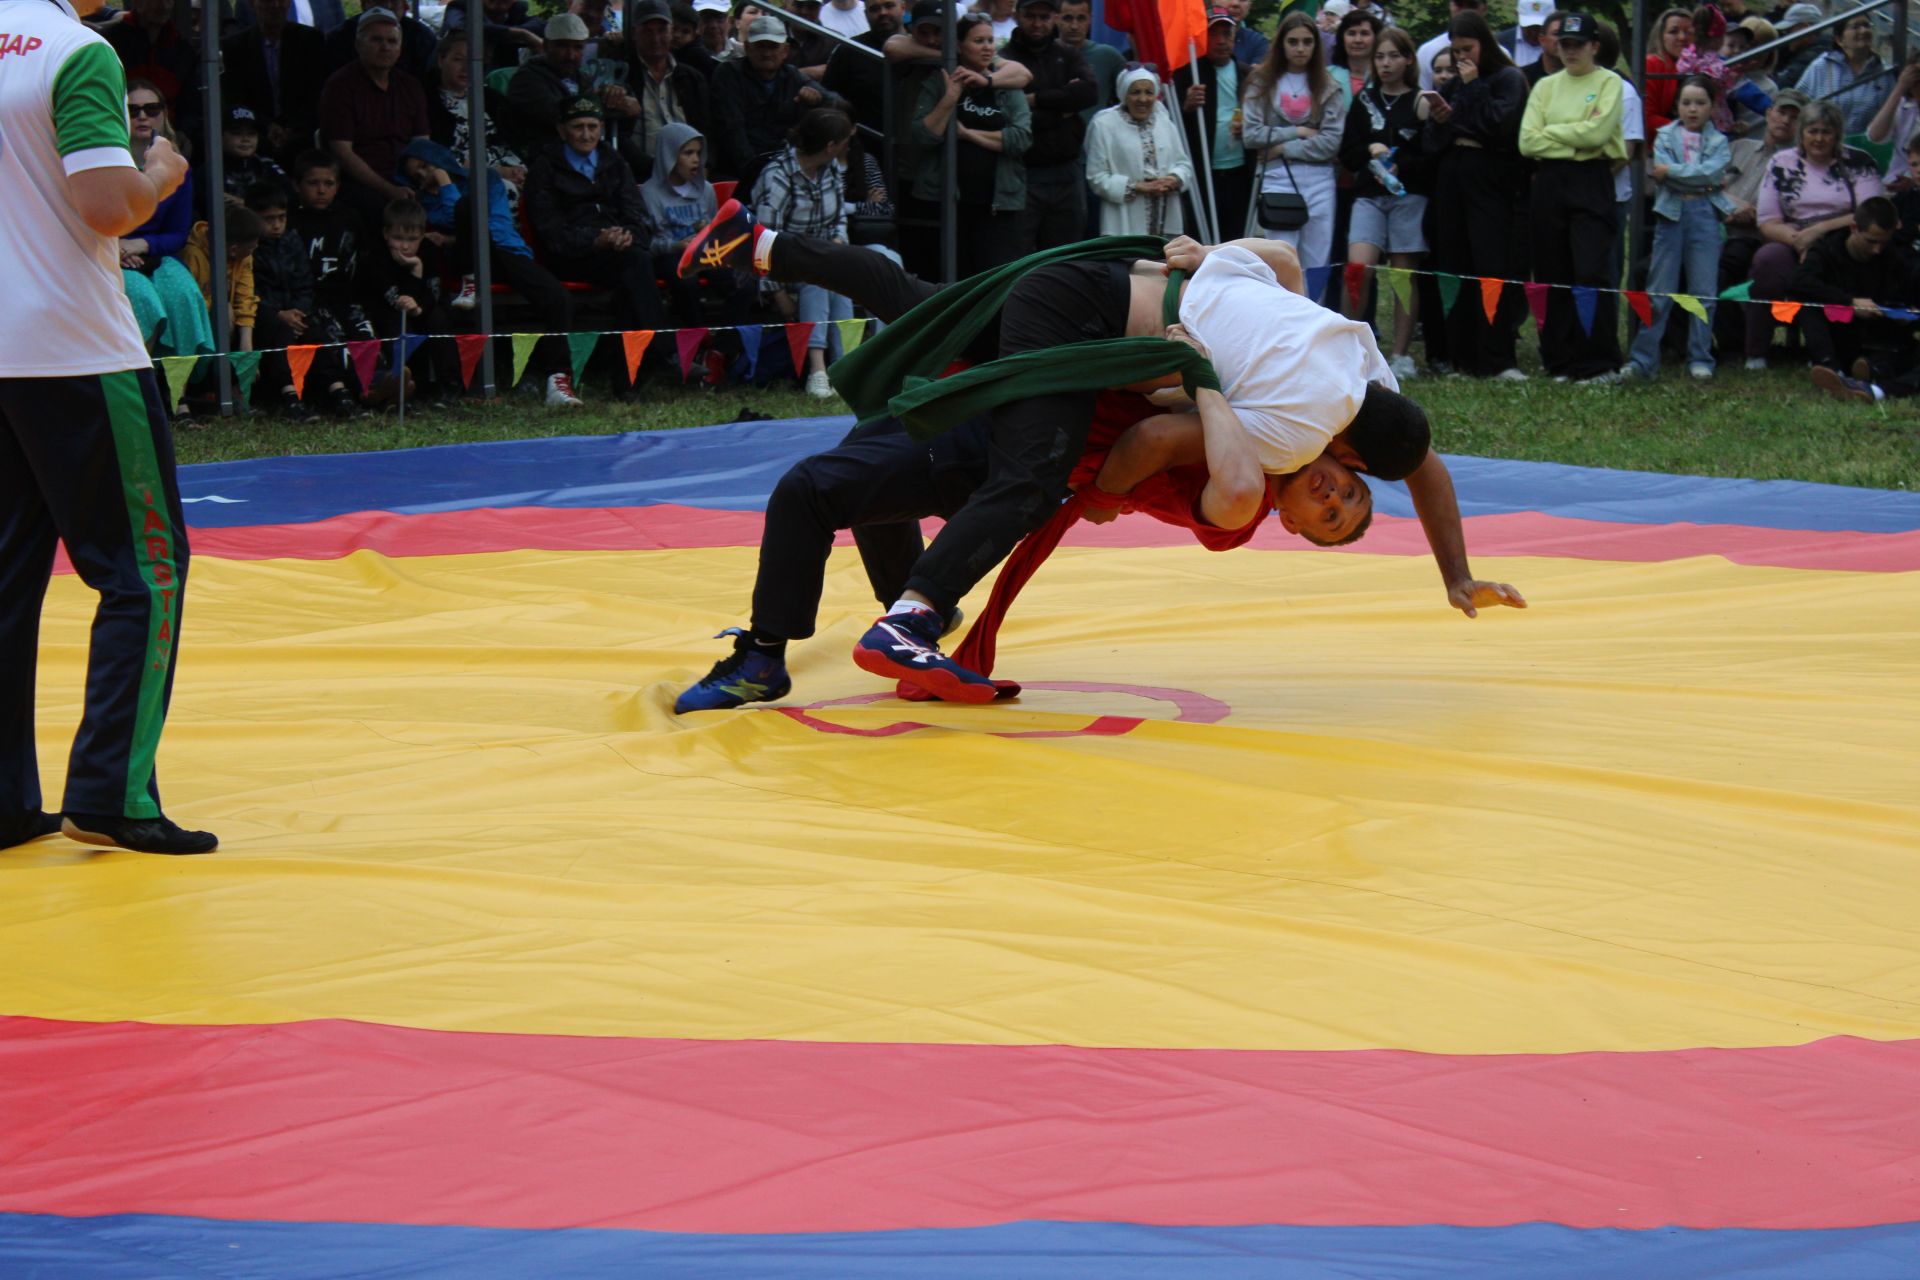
[0,0,151,375]
[820,0,869,38]
[1416,31,1450,89]
[1615,72,1643,203]
[992,15,1015,45]
[1178,245,1396,476]
[1511,36,1542,68]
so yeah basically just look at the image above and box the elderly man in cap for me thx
[1500,0,1554,69]
[523,96,671,375]
[317,7,431,226]
[507,11,600,153]
[604,0,711,181]
[687,0,734,69]
[999,0,1095,253]
[710,14,846,184]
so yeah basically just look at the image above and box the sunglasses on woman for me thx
[128,103,167,118]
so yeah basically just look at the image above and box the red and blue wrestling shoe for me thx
[677,199,757,278]
[853,609,999,705]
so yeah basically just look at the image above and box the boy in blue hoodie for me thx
[640,123,751,325]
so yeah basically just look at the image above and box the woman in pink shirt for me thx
[1748,98,1883,362]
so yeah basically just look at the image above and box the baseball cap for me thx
[1737,16,1776,43]
[1019,0,1060,10]
[560,94,602,121]
[544,12,591,40]
[1206,6,1235,26]
[1555,11,1596,42]
[224,104,261,129]
[629,0,672,23]
[1320,0,1352,18]
[1778,2,1823,32]
[1772,86,1811,109]
[1516,0,1554,27]
[909,0,946,25]
[746,14,787,41]
[356,5,398,28]
[692,0,730,11]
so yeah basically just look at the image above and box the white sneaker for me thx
[1688,362,1714,380]
[804,370,835,399]
[1494,367,1528,382]
[1579,368,1627,386]
[450,275,478,312]
[1388,353,1417,380]
[1743,356,1767,372]
[545,372,584,408]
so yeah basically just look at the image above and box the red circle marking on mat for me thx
[774,682,1231,739]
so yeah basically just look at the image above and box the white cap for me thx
[1321,0,1352,17]
[1517,0,1554,27]
[692,0,730,12]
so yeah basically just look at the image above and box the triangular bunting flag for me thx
[346,339,380,392]
[675,327,709,380]
[786,322,815,379]
[1571,286,1598,336]
[1770,300,1801,324]
[1304,264,1333,302]
[621,330,655,382]
[734,324,763,380]
[1381,266,1414,312]
[1673,294,1709,324]
[287,345,319,398]
[454,334,487,388]
[155,355,199,406]
[400,334,427,366]
[1523,281,1549,330]
[510,334,540,386]
[835,316,869,357]
[230,351,263,400]
[1719,279,1753,302]
[1343,261,1367,310]
[1435,271,1462,315]
[1479,277,1503,325]
[1626,291,1653,328]
[567,331,599,382]
[1882,306,1920,322]
[1824,304,1854,323]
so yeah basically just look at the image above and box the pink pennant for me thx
[346,339,380,393]
[674,328,709,381]
[1524,281,1549,330]
[1824,304,1855,324]
[1344,262,1367,310]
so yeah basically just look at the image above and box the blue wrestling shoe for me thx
[852,609,999,705]
[674,628,792,714]
[677,198,756,278]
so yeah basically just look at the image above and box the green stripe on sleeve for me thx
[52,41,132,158]
[102,370,179,819]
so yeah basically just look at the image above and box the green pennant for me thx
[835,316,870,356]
[230,351,264,400]
[1380,267,1414,313]
[510,334,540,387]
[1672,294,1710,324]
[567,331,600,383]
[155,355,199,406]
[1434,271,1463,316]
[1718,279,1753,302]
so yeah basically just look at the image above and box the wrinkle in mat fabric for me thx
[4,418,1920,1276]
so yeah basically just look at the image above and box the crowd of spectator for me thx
[97,0,1920,415]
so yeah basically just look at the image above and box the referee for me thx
[1,0,217,853]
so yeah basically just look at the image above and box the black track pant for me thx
[1531,159,1621,379]
[0,370,188,820]
[765,234,1131,614]
[752,416,992,639]
[1431,147,1522,376]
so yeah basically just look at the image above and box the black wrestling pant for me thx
[766,234,1132,615]
[751,416,991,639]
[0,369,188,821]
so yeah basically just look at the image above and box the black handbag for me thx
[1257,153,1310,231]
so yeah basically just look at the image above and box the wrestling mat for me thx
[4,418,1919,1277]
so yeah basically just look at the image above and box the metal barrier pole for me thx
[942,3,958,283]
[1186,39,1218,243]
[467,17,496,396]
[1894,0,1910,72]
[202,0,233,414]
[1628,0,1648,293]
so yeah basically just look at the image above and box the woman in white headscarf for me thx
[1084,64,1195,235]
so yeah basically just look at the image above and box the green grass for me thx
[173,354,1920,492]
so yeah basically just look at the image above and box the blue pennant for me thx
[1303,264,1334,304]
[734,324,763,382]
[1571,286,1598,337]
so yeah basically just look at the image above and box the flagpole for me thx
[1186,37,1219,243]
[396,309,407,426]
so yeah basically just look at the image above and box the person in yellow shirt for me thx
[1518,11,1626,382]
[183,207,263,355]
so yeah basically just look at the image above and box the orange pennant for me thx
[1770,300,1801,324]
[622,330,655,383]
[1479,277,1503,324]
[286,345,319,399]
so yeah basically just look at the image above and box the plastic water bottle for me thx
[1370,149,1407,197]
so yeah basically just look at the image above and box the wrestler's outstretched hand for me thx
[1449,580,1528,618]
[1163,235,1208,274]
